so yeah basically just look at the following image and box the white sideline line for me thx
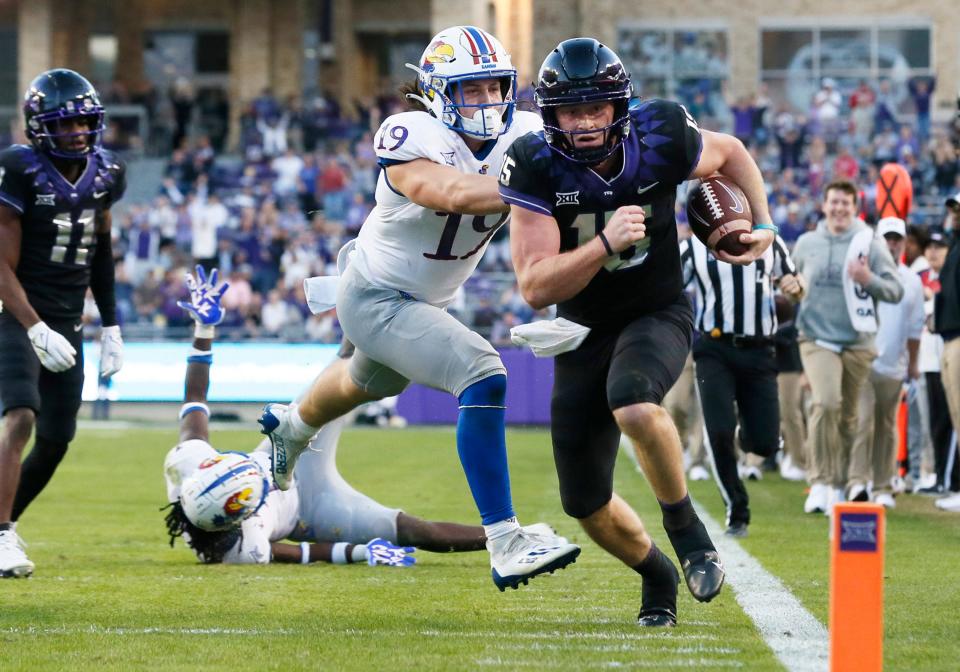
[693,499,829,672]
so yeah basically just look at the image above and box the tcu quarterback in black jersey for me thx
[500,39,776,626]
[0,69,126,577]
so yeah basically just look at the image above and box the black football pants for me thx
[693,337,780,527]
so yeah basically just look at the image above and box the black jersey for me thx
[499,99,702,328]
[0,144,126,321]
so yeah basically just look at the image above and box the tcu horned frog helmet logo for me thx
[406,25,517,139]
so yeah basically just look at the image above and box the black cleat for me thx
[724,522,748,538]
[680,550,725,602]
[637,557,679,627]
[637,608,677,627]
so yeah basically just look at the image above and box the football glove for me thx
[99,325,124,378]
[365,538,416,568]
[27,321,77,373]
[177,265,230,331]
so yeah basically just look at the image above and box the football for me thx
[686,175,753,256]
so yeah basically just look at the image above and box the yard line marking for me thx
[0,626,295,636]
[693,498,829,672]
[475,657,744,669]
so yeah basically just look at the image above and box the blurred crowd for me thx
[89,77,960,344]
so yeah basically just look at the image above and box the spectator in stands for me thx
[908,76,936,143]
[170,77,195,150]
[832,145,860,182]
[272,147,304,198]
[297,153,321,215]
[849,80,876,145]
[873,79,897,132]
[812,78,842,146]
[190,194,228,273]
[261,289,299,337]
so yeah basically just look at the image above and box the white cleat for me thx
[688,465,710,481]
[521,522,570,546]
[873,493,896,509]
[804,483,830,514]
[779,455,807,481]
[489,528,580,592]
[935,493,960,512]
[0,529,34,579]
[824,487,846,517]
[258,403,308,491]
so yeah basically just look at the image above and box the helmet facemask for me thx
[541,96,631,165]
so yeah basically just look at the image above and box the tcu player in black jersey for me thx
[0,69,126,577]
[499,39,776,626]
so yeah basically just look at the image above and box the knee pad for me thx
[459,374,507,407]
[607,370,658,411]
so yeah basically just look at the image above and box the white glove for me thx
[99,325,124,378]
[27,321,77,372]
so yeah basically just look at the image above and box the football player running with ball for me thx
[0,70,126,578]
[260,26,579,590]
[500,39,775,625]
[165,267,540,567]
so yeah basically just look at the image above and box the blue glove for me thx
[366,538,416,567]
[177,265,230,326]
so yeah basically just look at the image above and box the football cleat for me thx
[258,403,308,491]
[521,522,569,546]
[637,560,679,627]
[688,464,710,481]
[724,522,749,538]
[0,529,34,579]
[489,529,580,592]
[680,549,725,603]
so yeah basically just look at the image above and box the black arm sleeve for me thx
[90,231,117,326]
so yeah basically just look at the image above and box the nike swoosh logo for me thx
[73,323,83,332]
[93,191,108,199]
[636,181,659,195]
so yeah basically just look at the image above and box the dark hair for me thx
[907,224,930,249]
[823,179,859,202]
[162,502,241,564]
[397,80,428,113]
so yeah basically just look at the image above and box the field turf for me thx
[1,424,958,671]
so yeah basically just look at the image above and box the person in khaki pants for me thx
[663,352,708,480]
[774,296,807,480]
[791,180,904,515]
[849,218,924,508]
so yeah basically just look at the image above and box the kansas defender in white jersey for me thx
[260,26,580,591]
[164,269,497,566]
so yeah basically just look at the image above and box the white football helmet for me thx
[179,452,269,531]
[406,26,517,139]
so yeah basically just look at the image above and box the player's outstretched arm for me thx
[177,265,230,444]
[691,130,774,265]
[269,539,416,567]
[387,159,508,216]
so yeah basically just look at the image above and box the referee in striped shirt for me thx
[680,233,805,536]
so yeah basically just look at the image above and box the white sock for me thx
[288,404,320,442]
[484,517,520,553]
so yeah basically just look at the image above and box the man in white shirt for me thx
[849,218,924,507]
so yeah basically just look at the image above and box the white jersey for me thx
[353,110,543,307]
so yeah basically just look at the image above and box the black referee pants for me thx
[693,337,780,526]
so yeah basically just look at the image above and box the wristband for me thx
[352,544,368,563]
[187,348,213,365]
[751,222,779,234]
[300,542,311,565]
[597,231,615,256]
[331,542,350,565]
[194,324,215,338]
[179,402,210,419]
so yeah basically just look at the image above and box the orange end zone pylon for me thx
[830,502,886,671]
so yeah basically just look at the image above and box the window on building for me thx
[760,25,932,113]
[617,27,729,127]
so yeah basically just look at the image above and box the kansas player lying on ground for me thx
[164,268,554,565]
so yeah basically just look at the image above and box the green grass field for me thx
[2,424,959,671]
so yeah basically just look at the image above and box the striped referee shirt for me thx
[680,235,798,337]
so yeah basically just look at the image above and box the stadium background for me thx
[0,0,957,414]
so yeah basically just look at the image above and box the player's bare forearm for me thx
[387,160,508,215]
[510,207,608,309]
[0,208,41,329]
[694,131,771,224]
[270,541,337,564]
[179,335,213,444]
[90,209,118,326]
